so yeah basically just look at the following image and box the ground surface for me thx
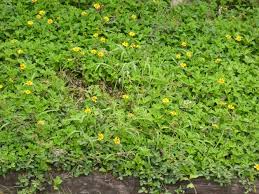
[0,0,259,193]
[1,173,259,194]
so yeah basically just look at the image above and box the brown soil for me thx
[0,172,258,194]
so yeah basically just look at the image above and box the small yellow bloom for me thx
[25,80,33,86]
[235,35,242,42]
[97,51,104,58]
[93,3,101,10]
[122,94,129,100]
[254,164,259,171]
[17,49,24,54]
[100,37,106,43]
[37,120,45,126]
[130,43,140,48]
[91,96,97,103]
[93,33,99,38]
[84,107,92,113]
[103,16,110,22]
[186,51,193,58]
[36,14,42,19]
[114,136,120,145]
[47,19,53,24]
[98,132,104,141]
[162,98,170,104]
[27,21,34,26]
[122,41,129,47]
[217,78,225,84]
[215,58,222,64]
[128,31,136,37]
[225,34,232,40]
[131,14,137,20]
[130,43,136,48]
[90,49,97,54]
[180,63,187,68]
[81,11,88,16]
[212,124,219,129]
[32,0,37,3]
[176,53,181,59]
[39,10,46,16]
[20,63,26,70]
[170,111,177,116]
[0,84,3,89]
[72,47,81,52]
[24,90,32,94]
[227,104,235,110]
[181,41,187,47]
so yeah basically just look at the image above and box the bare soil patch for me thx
[1,172,258,194]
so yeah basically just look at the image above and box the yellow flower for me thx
[24,90,32,94]
[122,41,129,47]
[130,43,140,48]
[131,14,137,20]
[36,14,42,19]
[0,84,3,89]
[176,53,181,59]
[93,3,101,10]
[128,31,136,37]
[32,0,37,3]
[17,49,24,54]
[170,111,177,116]
[47,19,53,24]
[130,43,136,48]
[20,63,26,70]
[97,51,104,58]
[254,164,259,171]
[27,21,34,26]
[122,94,129,100]
[181,41,187,47]
[103,16,110,22]
[100,37,106,43]
[25,80,33,86]
[235,35,242,42]
[162,98,170,104]
[180,63,187,68]
[225,34,232,40]
[186,51,193,58]
[215,58,222,64]
[90,49,97,54]
[72,47,81,52]
[91,96,97,103]
[212,124,219,129]
[227,104,235,110]
[39,10,46,16]
[114,136,120,145]
[37,120,45,126]
[93,33,99,38]
[81,11,88,16]
[84,107,92,113]
[217,78,225,84]
[98,133,104,141]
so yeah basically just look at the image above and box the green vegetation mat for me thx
[1,0,259,193]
